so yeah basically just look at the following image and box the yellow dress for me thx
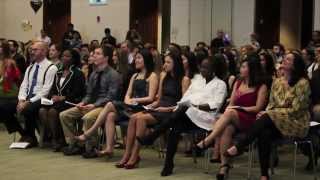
[266,78,311,138]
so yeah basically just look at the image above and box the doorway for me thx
[43,0,71,44]
[255,0,281,48]
[130,0,158,47]
[301,0,314,48]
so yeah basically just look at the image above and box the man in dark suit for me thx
[101,28,116,47]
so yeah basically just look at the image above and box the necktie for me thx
[27,64,40,99]
[92,71,103,100]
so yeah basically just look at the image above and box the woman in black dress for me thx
[116,52,189,169]
[75,48,158,156]
[39,49,86,151]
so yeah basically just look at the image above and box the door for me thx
[43,0,71,44]
[255,0,280,48]
[301,0,314,48]
[130,0,158,47]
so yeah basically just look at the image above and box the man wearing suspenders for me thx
[17,41,58,148]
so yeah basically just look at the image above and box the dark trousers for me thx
[0,98,25,135]
[19,100,42,138]
[237,114,283,177]
[164,106,199,166]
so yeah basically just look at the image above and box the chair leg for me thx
[192,133,197,164]
[247,143,253,180]
[293,142,298,179]
[13,132,17,142]
[247,143,255,180]
[308,141,317,180]
[203,148,210,174]
[270,144,276,175]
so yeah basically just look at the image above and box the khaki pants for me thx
[60,107,102,147]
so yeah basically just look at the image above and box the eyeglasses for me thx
[31,48,42,52]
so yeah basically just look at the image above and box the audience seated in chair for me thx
[38,48,86,152]
[227,52,311,180]
[115,52,188,169]
[74,48,158,158]
[60,46,121,157]
[12,41,58,148]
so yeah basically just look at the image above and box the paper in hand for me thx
[41,98,53,105]
[65,101,77,106]
[177,100,192,107]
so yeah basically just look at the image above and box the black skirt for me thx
[112,101,146,121]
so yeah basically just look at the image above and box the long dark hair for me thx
[289,52,307,86]
[137,48,154,79]
[224,51,237,76]
[164,52,185,83]
[0,41,11,59]
[260,51,276,76]
[181,51,199,79]
[211,54,227,80]
[241,53,265,88]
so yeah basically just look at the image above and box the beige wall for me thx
[315,0,320,30]
[231,0,255,47]
[0,2,4,37]
[71,0,129,44]
[0,0,43,42]
[170,0,255,48]
[0,0,129,44]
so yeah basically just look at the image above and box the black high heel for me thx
[193,140,213,152]
[216,164,231,180]
[161,163,174,176]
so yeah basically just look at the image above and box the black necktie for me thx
[93,71,103,96]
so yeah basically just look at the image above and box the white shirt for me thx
[179,74,227,131]
[60,77,66,87]
[37,36,51,45]
[18,58,58,102]
[307,62,319,79]
[128,53,134,64]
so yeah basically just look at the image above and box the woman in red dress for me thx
[195,53,268,180]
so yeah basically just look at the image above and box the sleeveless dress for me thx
[234,80,260,131]
[113,74,149,120]
[149,75,182,121]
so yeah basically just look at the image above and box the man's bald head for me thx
[30,41,48,62]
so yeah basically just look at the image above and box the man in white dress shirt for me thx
[137,56,228,176]
[16,41,58,147]
[37,29,51,46]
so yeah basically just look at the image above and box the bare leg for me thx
[98,112,117,155]
[212,136,221,160]
[118,113,140,164]
[77,102,116,140]
[197,109,239,147]
[219,125,235,174]
[127,113,157,165]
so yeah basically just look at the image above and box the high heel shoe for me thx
[161,163,174,176]
[193,140,213,153]
[95,149,113,158]
[115,157,130,168]
[74,133,89,142]
[216,164,231,180]
[124,156,141,169]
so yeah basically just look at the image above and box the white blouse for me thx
[178,74,227,130]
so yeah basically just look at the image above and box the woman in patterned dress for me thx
[226,52,311,180]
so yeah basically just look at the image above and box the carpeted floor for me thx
[0,130,318,180]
